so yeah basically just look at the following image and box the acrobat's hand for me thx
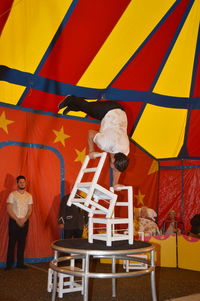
[89,151,99,159]
[113,184,124,191]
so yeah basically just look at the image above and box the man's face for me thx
[168,211,176,220]
[17,179,26,190]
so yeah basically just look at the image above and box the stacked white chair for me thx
[88,185,134,246]
[67,152,134,246]
[67,152,118,219]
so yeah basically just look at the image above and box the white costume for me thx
[93,109,129,155]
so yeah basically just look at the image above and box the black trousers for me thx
[66,96,124,120]
[64,229,83,239]
[6,218,29,267]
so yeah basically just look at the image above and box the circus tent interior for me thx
[0,0,200,270]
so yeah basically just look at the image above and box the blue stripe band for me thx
[1,65,200,109]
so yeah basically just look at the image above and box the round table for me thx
[50,239,157,301]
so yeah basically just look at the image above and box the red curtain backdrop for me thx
[0,105,159,263]
[0,106,102,262]
[158,160,200,232]
[0,0,14,35]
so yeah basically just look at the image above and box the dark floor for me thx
[0,261,200,301]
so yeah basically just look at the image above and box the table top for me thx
[51,239,154,255]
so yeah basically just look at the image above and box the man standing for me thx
[58,95,130,188]
[58,193,87,239]
[5,175,33,270]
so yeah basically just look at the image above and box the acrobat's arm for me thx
[112,168,121,189]
[88,129,99,158]
[110,153,123,189]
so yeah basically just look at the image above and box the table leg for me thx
[150,249,157,301]
[112,257,116,297]
[83,253,90,301]
[51,250,58,301]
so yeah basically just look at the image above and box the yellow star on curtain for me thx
[135,189,145,206]
[0,111,14,133]
[75,148,86,163]
[53,126,70,146]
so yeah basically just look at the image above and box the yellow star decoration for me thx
[0,111,14,133]
[135,189,145,206]
[75,148,86,164]
[53,126,70,146]
[148,159,159,175]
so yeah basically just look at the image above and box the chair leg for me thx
[88,218,93,243]
[58,273,64,298]
[107,221,112,246]
[47,268,53,292]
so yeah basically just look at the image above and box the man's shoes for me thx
[62,107,72,115]
[16,264,28,269]
[58,95,76,110]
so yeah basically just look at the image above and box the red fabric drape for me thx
[0,106,102,262]
[0,0,14,35]
[1,105,199,263]
[158,160,200,232]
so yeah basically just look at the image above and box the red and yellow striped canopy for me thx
[1,0,200,159]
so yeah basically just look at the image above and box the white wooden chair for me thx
[47,257,84,298]
[88,186,134,246]
[67,152,118,219]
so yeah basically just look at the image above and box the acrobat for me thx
[58,95,130,189]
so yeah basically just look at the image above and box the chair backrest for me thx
[110,186,133,220]
[67,152,107,206]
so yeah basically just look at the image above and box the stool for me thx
[50,239,157,301]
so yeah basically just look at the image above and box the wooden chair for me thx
[88,186,134,246]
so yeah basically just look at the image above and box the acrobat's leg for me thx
[59,95,124,119]
[58,95,86,114]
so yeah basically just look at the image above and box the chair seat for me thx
[90,217,130,224]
